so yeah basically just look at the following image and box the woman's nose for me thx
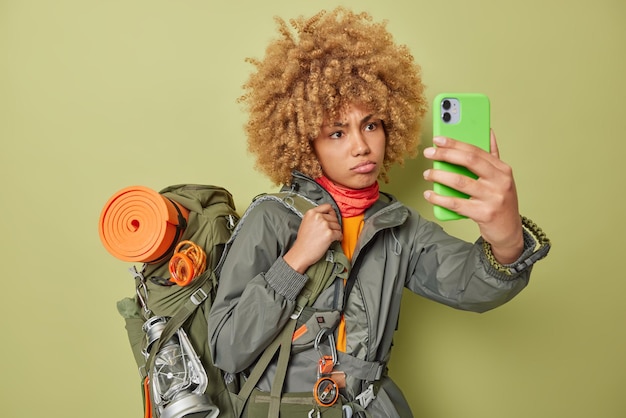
[351,133,370,156]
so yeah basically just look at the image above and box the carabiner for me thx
[314,328,338,367]
[130,266,152,319]
[308,408,320,418]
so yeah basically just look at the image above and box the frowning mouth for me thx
[351,161,377,174]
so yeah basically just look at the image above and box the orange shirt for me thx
[336,214,364,352]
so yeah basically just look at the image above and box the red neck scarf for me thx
[315,176,379,218]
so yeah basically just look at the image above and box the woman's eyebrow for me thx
[330,114,375,127]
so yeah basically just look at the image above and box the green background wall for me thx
[2,0,624,417]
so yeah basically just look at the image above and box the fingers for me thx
[422,166,476,199]
[490,129,500,160]
[424,137,489,176]
[423,134,507,180]
[422,131,518,225]
[306,203,341,230]
[422,188,474,218]
[300,203,342,243]
[284,203,342,274]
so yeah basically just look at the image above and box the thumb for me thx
[490,129,500,160]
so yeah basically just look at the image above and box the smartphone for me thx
[432,93,491,221]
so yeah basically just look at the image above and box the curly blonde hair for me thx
[239,7,428,186]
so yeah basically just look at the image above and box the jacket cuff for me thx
[479,230,541,281]
[264,257,309,301]
[480,215,551,280]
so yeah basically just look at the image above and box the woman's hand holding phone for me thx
[424,92,523,263]
[422,130,524,264]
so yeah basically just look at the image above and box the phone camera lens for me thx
[442,100,451,110]
[442,112,451,122]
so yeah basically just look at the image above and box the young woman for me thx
[208,7,548,417]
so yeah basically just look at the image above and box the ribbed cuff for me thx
[264,257,309,300]
[479,229,538,280]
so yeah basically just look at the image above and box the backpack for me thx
[108,184,350,418]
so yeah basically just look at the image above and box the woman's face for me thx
[312,103,386,190]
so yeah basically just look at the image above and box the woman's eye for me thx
[365,122,377,131]
[330,131,344,139]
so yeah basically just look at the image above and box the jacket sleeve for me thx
[406,214,535,313]
[208,201,308,373]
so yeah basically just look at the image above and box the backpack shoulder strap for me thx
[237,247,359,418]
[225,191,317,239]
[257,192,350,314]
[217,191,349,304]
[226,191,349,417]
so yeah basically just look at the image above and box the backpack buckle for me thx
[355,384,376,409]
[290,304,305,319]
[190,288,208,306]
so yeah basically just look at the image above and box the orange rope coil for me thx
[168,240,207,286]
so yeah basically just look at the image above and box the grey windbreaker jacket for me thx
[208,171,536,417]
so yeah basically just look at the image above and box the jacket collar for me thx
[282,171,340,214]
[284,170,409,227]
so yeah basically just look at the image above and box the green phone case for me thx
[432,93,491,221]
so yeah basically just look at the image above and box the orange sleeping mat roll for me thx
[98,185,189,263]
